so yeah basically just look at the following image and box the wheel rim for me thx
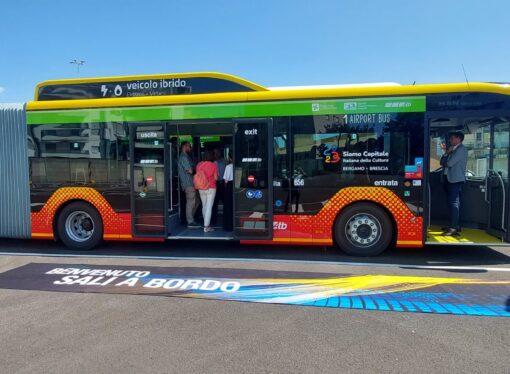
[65,211,94,242]
[345,213,382,248]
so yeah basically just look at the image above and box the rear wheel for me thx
[57,202,103,250]
[334,202,393,256]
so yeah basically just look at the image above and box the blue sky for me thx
[0,0,509,102]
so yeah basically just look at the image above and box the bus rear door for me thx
[130,123,167,237]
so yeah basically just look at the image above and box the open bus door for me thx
[233,119,274,240]
[486,120,510,240]
[130,123,167,237]
[166,135,181,235]
[427,116,510,244]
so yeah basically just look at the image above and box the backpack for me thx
[193,167,209,190]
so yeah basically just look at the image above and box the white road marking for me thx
[0,251,509,272]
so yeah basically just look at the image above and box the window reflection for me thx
[28,122,130,186]
[288,114,423,214]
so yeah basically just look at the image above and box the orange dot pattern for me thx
[273,187,422,246]
[31,186,421,247]
[31,187,132,239]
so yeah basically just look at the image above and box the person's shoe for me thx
[441,226,461,232]
[187,222,201,229]
[442,228,460,236]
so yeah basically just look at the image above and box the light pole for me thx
[70,59,85,77]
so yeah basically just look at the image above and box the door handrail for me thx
[484,170,490,203]
[486,169,507,233]
[494,170,507,233]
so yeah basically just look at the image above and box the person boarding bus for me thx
[178,141,200,228]
[195,150,219,232]
[440,131,468,237]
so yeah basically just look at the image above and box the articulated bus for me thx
[1,72,509,256]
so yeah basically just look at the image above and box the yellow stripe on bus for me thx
[27,81,510,111]
[31,233,54,238]
[271,237,333,244]
[103,234,133,239]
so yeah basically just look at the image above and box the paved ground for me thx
[0,239,509,373]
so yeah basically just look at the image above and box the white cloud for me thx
[0,86,5,95]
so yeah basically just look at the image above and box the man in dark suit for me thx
[440,131,468,236]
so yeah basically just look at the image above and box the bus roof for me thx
[34,72,268,101]
[28,72,510,111]
[0,103,24,110]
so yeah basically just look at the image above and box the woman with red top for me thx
[196,150,219,232]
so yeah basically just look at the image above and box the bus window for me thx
[289,114,424,214]
[28,122,131,212]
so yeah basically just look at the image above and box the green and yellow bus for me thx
[1,72,509,256]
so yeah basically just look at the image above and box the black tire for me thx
[57,201,103,250]
[334,202,393,257]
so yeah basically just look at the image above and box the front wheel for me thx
[57,201,103,250]
[334,203,393,256]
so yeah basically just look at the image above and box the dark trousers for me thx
[223,181,233,231]
[212,181,225,225]
[446,181,464,230]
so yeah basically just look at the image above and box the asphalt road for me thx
[0,239,509,373]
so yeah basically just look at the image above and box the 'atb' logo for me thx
[273,221,288,230]
[344,102,357,111]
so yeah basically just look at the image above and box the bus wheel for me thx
[334,203,392,257]
[57,202,103,250]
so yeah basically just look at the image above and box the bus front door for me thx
[233,119,273,240]
[486,120,509,239]
[130,123,167,237]
[428,116,510,244]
